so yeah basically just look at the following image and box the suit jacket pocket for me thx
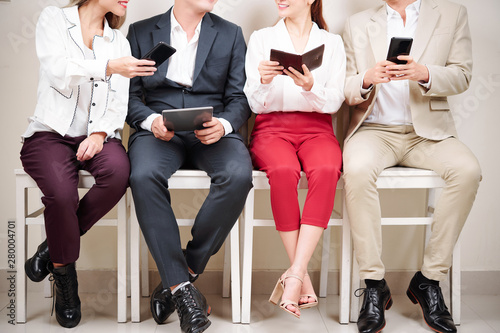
[430,97,450,111]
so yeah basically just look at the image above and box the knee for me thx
[308,163,342,182]
[267,165,301,185]
[343,162,377,188]
[129,165,164,190]
[215,162,253,194]
[43,185,79,210]
[446,160,482,190]
[99,161,130,189]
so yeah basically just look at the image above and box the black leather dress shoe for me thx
[151,282,176,324]
[357,280,393,333]
[407,272,457,333]
[172,284,211,333]
[25,239,50,282]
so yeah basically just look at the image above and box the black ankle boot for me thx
[25,239,50,282]
[48,262,81,328]
[172,283,211,333]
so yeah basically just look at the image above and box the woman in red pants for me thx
[244,0,345,318]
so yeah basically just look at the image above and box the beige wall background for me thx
[0,0,499,278]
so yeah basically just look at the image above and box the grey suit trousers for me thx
[128,131,252,288]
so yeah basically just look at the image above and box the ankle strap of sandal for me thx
[285,274,303,283]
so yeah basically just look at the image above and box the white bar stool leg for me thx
[339,200,351,324]
[229,220,241,323]
[16,181,27,323]
[117,195,127,323]
[319,228,330,298]
[130,197,141,323]
[240,187,255,324]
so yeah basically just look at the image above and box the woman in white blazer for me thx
[20,0,156,328]
[244,0,345,319]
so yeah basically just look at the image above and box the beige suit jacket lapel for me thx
[368,6,387,63]
[412,0,440,62]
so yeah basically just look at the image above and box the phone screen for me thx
[386,37,413,64]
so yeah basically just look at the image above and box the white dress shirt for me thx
[141,9,232,134]
[244,19,346,114]
[363,0,431,125]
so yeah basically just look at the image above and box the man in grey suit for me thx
[342,0,481,332]
[126,1,252,332]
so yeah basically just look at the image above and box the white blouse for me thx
[244,19,346,114]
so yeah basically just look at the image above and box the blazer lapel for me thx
[152,9,172,74]
[368,6,388,63]
[412,0,440,62]
[193,14,217,84]
[63,7,85,57]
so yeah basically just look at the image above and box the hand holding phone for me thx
[386,37,413,64]
[142,42,176,67]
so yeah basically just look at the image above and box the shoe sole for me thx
[407,287,456,333]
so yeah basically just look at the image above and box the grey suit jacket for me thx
[126,8,251,141]
[343,0,472,142]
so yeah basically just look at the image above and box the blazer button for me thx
[90,77,94,81]
[89,120,93,124]
[95,84,98,87]
[92,103,96,106]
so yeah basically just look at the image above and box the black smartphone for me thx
[386,37,413,64]
[142,42,176,67]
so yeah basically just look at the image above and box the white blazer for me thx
[25,6,131,139]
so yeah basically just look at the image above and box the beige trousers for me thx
[343,124,481,281]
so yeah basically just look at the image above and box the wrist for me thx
[90,132,106,142]
[106,59,115,76]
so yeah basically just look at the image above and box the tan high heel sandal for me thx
[299,274,318,309]
[269,274,303,318]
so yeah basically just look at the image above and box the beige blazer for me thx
[342,0,472,142]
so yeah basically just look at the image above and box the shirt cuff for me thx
[140,114,162,132]
[360,71,374,95]
[218,118,233,136]
[418,65,432,89]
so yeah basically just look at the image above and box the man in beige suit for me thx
[342,0,481,332]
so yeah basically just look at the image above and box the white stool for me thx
[128,169,241,323]
[341,167,461,325]
[15,169,128,323]
[240,170,350,324]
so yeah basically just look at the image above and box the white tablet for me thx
[162,106,213,132]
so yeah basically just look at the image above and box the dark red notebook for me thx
[270,44,325,75]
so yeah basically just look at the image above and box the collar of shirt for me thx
[386,0,422,18]
[385,0,421,22]
[167,8,203,87]
[170,8,202,46]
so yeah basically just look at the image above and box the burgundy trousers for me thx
[250,112,342,231]
[20,132,130,264]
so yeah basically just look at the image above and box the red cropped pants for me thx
[250,112,342,231]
